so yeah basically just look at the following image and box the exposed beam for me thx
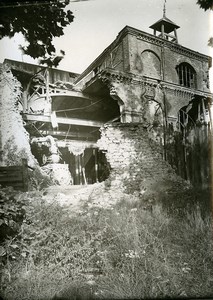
[57,117,103,127]
[23,113,104,127]
[37,129,99,140]
[50,90,94,101]
[57,140,98,148]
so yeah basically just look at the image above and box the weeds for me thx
[28,167,55,191]
[0,187,213,299]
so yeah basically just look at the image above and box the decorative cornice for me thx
[164,87,194,101]
[135,30,210,63]
[98,69,158,87]
[96,68,212,99]
[98,69,133,85]
[137,33,165,47]
[162,82,212,99]
[168,43,210,63]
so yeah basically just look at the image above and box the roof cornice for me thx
[125,26,210,63]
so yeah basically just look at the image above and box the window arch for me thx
[176,63,196,88]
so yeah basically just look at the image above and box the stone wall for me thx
[98,123,187,197]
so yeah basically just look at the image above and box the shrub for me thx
[0,186,26,243]
[28,167,56,191]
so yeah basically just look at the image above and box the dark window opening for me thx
[176,63,196,88]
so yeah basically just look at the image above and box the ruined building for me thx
[0,11,212,188]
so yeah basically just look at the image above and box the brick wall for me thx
[98,123,186,196]
[129,35,210,92]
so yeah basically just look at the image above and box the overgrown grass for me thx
[0,189,213,299]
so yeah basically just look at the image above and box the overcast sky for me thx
[0,0,212,75]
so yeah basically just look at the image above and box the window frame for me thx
[176,63,196,89]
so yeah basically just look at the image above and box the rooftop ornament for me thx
[149,0,180,43]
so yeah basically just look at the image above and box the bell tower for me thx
[149,0,180,43]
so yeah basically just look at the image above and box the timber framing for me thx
[37,130,99,140]
[23,113,104,128]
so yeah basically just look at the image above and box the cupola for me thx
[149,1,180,43]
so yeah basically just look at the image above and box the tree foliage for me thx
[196,0,213,10]
[196,0,213,47]
[208,37,213,47]
[0,0,74,66]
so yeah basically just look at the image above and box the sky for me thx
[0,0,212,76]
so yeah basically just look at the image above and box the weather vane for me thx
[163,0,166,17]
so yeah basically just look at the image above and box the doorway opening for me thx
[59,147,110,185]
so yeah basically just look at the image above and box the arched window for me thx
[176,63,196,88]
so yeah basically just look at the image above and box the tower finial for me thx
[163,0,166,17]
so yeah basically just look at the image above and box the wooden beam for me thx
[23,113,104,127]
[57,140,97,148]
[38,130,99,140]
[31,136,97,148]
[50,90,94,101]
[57,117,103,127]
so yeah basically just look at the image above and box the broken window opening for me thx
[177,97,209,132]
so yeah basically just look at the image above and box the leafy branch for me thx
[0,0,74,66]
